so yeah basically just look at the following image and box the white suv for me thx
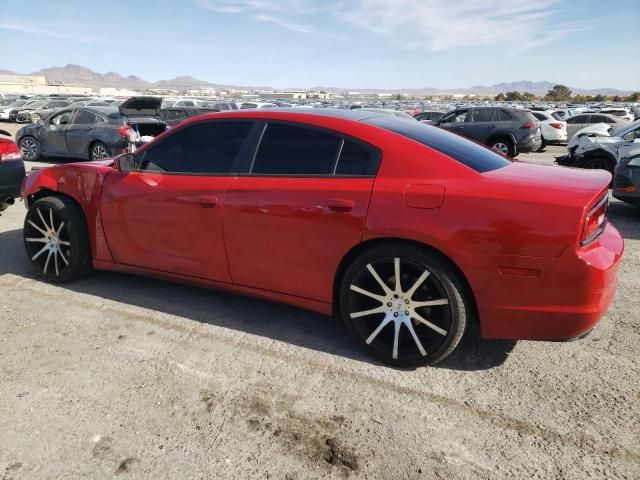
[531,111,567,149]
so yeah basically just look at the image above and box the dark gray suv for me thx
[436,107,542,157]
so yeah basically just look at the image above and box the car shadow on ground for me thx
[1,226,517,371]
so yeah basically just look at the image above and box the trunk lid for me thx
[486,162,610,208]
[118,96,162,118]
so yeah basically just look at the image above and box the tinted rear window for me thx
[252,123,341,175]
[364,116,510,173]
[335,139,380,176]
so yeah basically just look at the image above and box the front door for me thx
[40,110,73,155]
[100,120,257,282]
[223,122,379,302]
[438,109,469,137]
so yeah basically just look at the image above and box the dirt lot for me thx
[1,126,639,479]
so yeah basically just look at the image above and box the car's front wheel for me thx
[19,136,40,161]
[89,141,110,161]
[23,196,92,283]
[339,244,469,367]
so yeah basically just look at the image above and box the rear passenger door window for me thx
[138,121,254,174]
[497,110,513,122]
[251,123,341,175]
[335,139,381,176]
[71,110,96,125]
[567,115,587,124]
[471,109,495,122]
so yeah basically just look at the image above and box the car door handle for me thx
[328,199,354,212]
[177,194,218,208]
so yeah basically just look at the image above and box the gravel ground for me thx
[1,123,639,479]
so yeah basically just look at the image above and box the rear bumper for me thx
[517,135,542,153]
[0,160,26,199]
[463,222,623,340]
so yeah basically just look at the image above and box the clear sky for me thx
[1,0,639,90]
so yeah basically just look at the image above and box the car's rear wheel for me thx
[489,137,515,157]
[23,196,92,283]
[339,244,469,368]
[89,141,110,161]
[19,136,40,161]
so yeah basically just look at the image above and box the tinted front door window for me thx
[139,121,253,174]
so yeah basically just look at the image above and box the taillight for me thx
[550,123,563,129]
[521,121,536,129]
[118,125,133,139]
[580,195,608,246]
[0,139,21,162]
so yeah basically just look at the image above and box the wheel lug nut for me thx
[393,312,399,317]
[405,311,409,316]
[404,299,409,304]
[387,302,392,307]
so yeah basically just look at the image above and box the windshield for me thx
[611,119,640,138]
[24,101,45,108]
[7,100,28,108]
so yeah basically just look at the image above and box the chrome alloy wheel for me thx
[24,206,71,277]
[491,142,509,155]
[91,143,108,160]
[347,257,452,362]
[19,137,38,160]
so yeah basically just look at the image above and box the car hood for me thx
[486,161,610,207]
[119,96,162,117]
[567,123,611,149]
[573,135,624,157]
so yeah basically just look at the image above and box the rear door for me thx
[65,109,99,156]
[464,108,496,143]
[223,121,380,302]
[100,120,258,282]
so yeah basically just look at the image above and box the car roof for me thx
[230,107,389,122]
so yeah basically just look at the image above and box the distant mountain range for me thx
[0,64,634,96]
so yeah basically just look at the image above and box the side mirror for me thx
[116,153,137,172]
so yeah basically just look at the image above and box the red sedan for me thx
[21,109,623,367]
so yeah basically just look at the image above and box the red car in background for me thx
[21,109,623,367]
[0,129,25,214]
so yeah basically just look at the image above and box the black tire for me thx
[489,137,515,157]
[89,141,111,161]
[583,156,614,175]
[537,137,546,152]
[23,196,92,283]
[18,136,40,161]
[339,243,470,368]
